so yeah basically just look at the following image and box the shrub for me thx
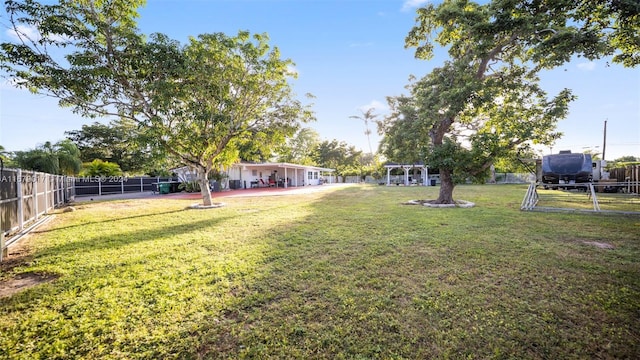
[178,180,200,192]
[80,159,123,177]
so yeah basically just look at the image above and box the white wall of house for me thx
[174,163,334,189]
[230,166,301,188]
[173,166,198,182]
[306,170,321,186]
[229,164,332,188]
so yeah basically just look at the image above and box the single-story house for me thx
[173,162,335,190]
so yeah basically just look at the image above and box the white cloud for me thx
[5,23,71,43]
[286,64,299,77]
[401,0,431,12]
[577,61,596,71]
[6,24,41,42]
[358,100,388,113]
[0,78,26,91]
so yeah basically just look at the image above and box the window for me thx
[308,171,313,180]
[252,170,257,176]
[314,172,319,179]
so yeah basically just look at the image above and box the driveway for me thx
[73,183,356,202]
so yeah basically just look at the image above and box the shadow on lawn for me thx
[33,208,189,234]
[193,185,421,357]
[37,212,238,257]
[190,185,640,359]
[5,185,638,358]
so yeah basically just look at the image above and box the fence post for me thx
[98,178,102,196]
[53,175,57,206]
[0,231,5,262]
[17,169,24,231]
[59,175,63,205]
[0,170,4,261]
[140,177,144,192]
[33,172,38,221]
[633,165,640,194]
[69,176,75,201]
[45,173,50,213]
[121,177,124,194]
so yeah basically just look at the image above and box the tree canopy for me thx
[313,140,363,180]
[1,0,313,205]
[406,0,640,67]
[12,140,82,175]
[275,127,321,165]
[65,119,169,175]
[381,0,640,204]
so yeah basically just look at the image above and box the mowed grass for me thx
[1,184,639,359]
[535,187,640,212]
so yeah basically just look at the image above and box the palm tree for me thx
[12,140,82,175]
[349,108,378,156]
[55,139,82,175]
[0,145,10,161]
[0,145,8,172]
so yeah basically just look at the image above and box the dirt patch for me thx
[402,199,476,208]
[581,241,616,250]
[0,232,57,298]
[1,236,34,272]
[0,273,58,299]
[188,202,226,209]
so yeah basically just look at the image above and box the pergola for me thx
[384,163,430,186]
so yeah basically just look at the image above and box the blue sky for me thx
[1,0,638,161]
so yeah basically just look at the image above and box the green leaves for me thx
[389,0,637,203]
[2,1,313,205]
[313,140,362,177]
[80,159,123,177]
[406,0,640,68]
[12,139,82,175]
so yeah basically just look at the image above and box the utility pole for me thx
[602,119,607,161]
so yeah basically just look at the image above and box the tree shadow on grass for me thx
[11,186,637,358]
[0,210,241,304]
[32,208,190,234]
[37,212,238,258]
[190,186,640,359]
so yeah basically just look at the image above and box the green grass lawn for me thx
[535,187,640,212]
[1,184,639,359]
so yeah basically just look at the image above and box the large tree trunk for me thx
[435,168,455,204]
[197,173,214,206]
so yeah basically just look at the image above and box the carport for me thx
[227,162,335,189]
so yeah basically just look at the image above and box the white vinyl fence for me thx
[1,168,74,256]
[337,173,534,185]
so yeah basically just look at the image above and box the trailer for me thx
[540,151,593,189]
[537,151,620,192]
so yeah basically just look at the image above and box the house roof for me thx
[383,163,427,169]
[237,162,334,172]
[172,162,335,174]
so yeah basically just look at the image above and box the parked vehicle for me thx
[540,151,593,189]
